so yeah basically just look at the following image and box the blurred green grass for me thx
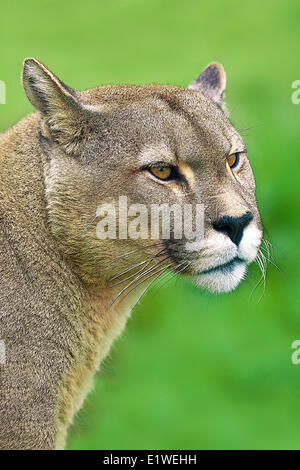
[1,0,300,450]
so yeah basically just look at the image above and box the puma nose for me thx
[213,212,253,246]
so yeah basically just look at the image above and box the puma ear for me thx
[22,58,88,155]
[188,63,226,107]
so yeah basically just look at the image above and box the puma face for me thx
[22,59,262,296]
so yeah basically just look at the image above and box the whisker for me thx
[109,246,168,283]
[102,242,168,268]
[149,262,191,299]
[258,249,282,273]
[131,264,177,310]
[237,123,271,133]
[109,252,169,287]
[109,259,151,282]
[250,251,267,302]
[106,262,172,310]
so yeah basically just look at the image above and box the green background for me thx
[1,0,300,450]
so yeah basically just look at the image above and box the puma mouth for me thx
[199,257,243,276]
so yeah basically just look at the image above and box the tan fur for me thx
[0,59,262,449]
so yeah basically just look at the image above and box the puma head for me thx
[22,58,262,295]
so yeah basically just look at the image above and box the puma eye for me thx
[227,152,240,169]
[149,166,174,181]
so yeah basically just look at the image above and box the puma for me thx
[0,59,263,449]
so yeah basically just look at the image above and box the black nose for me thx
[213,212,253,246]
